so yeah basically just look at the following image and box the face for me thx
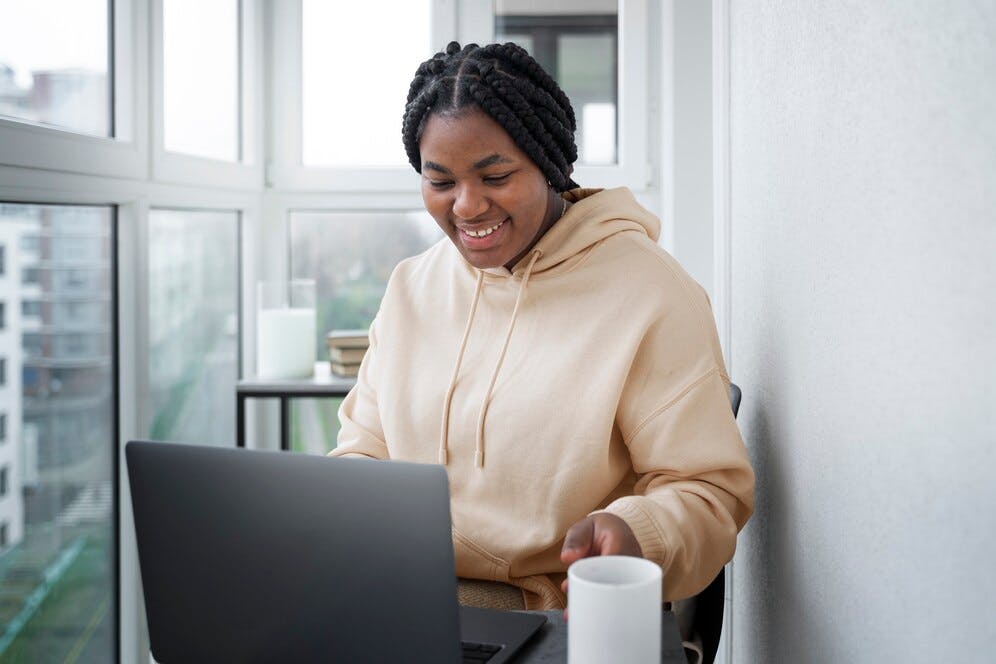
[419,107,561,270]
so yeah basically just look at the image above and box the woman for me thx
[329,41,754,611]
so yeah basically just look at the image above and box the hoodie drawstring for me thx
[438,269,485,465]
[474,250,542,468]
[437,250,543,469]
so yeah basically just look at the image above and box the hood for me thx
[481,187,661,278]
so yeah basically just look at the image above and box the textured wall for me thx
[727,2,996,662]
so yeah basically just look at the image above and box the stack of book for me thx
[326,329,369,377]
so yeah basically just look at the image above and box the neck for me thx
[503,190,566,271]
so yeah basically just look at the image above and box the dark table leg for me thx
[280,397,290,451]
[237,394,245,447]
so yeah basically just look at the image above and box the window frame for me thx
[0,0,148,179]
[150,0,265,189]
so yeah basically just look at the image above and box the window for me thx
[0,244,5,275]
[0,202,114,662]
[287,210,441,454]
[0,357,6,385]
[163,0,240,161]
[22,266,40,285]
[0,0,112,136]
[290,210,441,349]
[146,209,239,444]
[496,3,619,165]
[0,300,5,329]
[21,301,42,318]
[301,0,432,167]
[1,522,8,550]
[0,465,7,496]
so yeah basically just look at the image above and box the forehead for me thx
[419,108,527,167]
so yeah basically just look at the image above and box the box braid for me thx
[403,41,580,192]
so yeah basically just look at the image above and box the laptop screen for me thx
[127,441,463,663]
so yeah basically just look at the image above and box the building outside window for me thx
[0,203,114,662]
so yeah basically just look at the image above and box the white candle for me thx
[257,307,316,378]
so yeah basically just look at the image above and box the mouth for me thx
[459,218,506,238]
[456,218,509,251]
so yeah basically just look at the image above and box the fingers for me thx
[591,513,644,558]
[560,516,596,564]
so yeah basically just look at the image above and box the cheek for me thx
[421,189,448,221]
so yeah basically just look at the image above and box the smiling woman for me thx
[327,41,755,613]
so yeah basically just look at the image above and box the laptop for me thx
[126,440,546,663]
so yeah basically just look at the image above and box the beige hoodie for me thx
[330,187,755,608]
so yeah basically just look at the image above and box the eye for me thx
[427,179,453,190]
[483,173,512,185]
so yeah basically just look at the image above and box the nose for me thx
[452,182,489,221]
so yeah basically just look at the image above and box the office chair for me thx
[675,382,741,664]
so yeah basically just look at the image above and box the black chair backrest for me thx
[692,381,742,664]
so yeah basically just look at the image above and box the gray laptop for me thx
[126,440,546,663]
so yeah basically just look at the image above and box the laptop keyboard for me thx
[461,641,503,663]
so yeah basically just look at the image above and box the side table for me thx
[236,363,357,450]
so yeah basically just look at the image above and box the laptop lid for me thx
[126,440,465,663]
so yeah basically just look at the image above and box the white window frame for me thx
[0,0,148,180]
[151,0,265,189]
[267,0,457,192]
[458,0,651,192]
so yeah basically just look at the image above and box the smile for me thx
[460,219,506,238]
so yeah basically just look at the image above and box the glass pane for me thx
[0,203,115,662]
[495,1,618,165]
[302,0,431,166]
[0,0,111,136]
[147,210,239,445]
[288,210,442,453]
[163,0,240,161]
[289,397,343,456]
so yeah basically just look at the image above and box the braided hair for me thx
[402,41,580,192]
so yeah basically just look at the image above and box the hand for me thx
[559,513,643,602]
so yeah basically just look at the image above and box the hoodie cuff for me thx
[591,497,670,566]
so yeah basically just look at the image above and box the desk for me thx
[517,609,686,663]
[236,363,357,450]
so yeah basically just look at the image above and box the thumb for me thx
[560,516,595,564]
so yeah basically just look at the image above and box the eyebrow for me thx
[422,153,514,174]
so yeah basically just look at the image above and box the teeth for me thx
[464,220,504,238]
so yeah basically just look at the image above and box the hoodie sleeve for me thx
[327,314,390,460]
[596,284,755,602]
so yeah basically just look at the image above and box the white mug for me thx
[567,555,662,664]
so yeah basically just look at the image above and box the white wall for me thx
[670,0,713,296]
[725,2,996,662]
